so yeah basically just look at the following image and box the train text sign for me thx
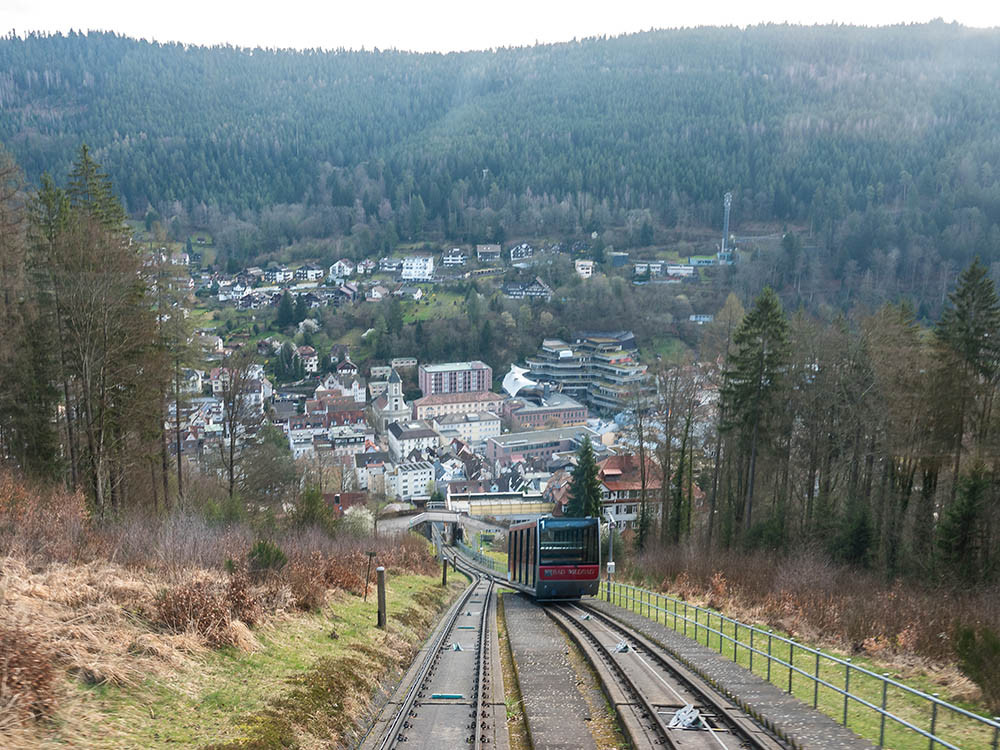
[540,565,600,580]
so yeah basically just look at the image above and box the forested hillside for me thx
[2,23,1000,289]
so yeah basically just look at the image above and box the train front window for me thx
[538,521,598,565]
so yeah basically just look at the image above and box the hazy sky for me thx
[7,1,999,53]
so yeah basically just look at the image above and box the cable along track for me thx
[545,601,790,750]
[362,555,498,750]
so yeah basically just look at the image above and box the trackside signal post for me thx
[376,566,386,629]
[605,512,616,601]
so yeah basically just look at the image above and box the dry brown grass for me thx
[0,469,440,741]
[0,626,57,725]
[1,558,188,688]
[636,546,1000,670]
[156,579,246,649]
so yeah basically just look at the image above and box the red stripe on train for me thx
[539,565,600,580]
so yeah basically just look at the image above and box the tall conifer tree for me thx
[567,437,602,518]
[721,287,790,534]
[935,258,1000,492]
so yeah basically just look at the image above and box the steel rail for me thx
[446,542,787,750]
[371,561,486,750]
[567,601,788,750]
[555,602,739,750]
[458,552,496,750]
[545,602,678,749]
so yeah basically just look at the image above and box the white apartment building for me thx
[401,256,434,281]
[329,259,355,278]
[386,461,435,501]
[263,266,293,284]
[297,346,319,374]
[442,248,467,266]
[387,421,442,462]
[295,264,326,281]
[575,259,595,279]
[354,451,391,492]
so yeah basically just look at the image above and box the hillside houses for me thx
[176,220,700,517]
[632,260,696,279]
[502,276,552,301]
[393,284,423,300]
[401,255,434,281]
[367,284,390,301]
[598,454,664,529]
[171,335,692,527]
[208,364,273,412]
[295,264,326,282]
[296,345,318,374]
[387,421,442,462]
[385,461,435,501]
[315,370,366,403]
[476,244,502,263]
[262,266,293,284]
[510,243,534,263]
[354,451,391,491]
[379,257,402,273]
[442,248,467,267]
[329,259,355,278]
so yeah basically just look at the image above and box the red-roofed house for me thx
[297,345,318,374]
[544,469,573,516]
[337,358,359,376]
[598,454,663,529]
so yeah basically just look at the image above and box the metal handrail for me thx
[600,581,1000,750]
[429,522,448,559]
[455,538,505,574]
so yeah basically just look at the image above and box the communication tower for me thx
[722,192,732,253]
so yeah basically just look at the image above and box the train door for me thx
[507,531,513,580]
[518,528,525,584]
[528,525,536,588]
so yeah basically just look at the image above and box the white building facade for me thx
[401,256,434,281]
[386,461,435,500]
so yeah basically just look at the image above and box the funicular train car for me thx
[507,516,600,600]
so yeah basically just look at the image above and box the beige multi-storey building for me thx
[431,412,501,446]
[412,390,504,421]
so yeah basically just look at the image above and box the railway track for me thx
[360,552,503,750]
[449,544,790,750]
[546,601,790,750]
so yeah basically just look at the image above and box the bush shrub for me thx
[321,555,366,596]
[226,570,262,627]
[285,556,327,611]
[954,625,1000,712]
[339,506,374,538]
[0,472,87,562]
[248,540,287,580]
[636,544,1000,664]
[156,581,232,647]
